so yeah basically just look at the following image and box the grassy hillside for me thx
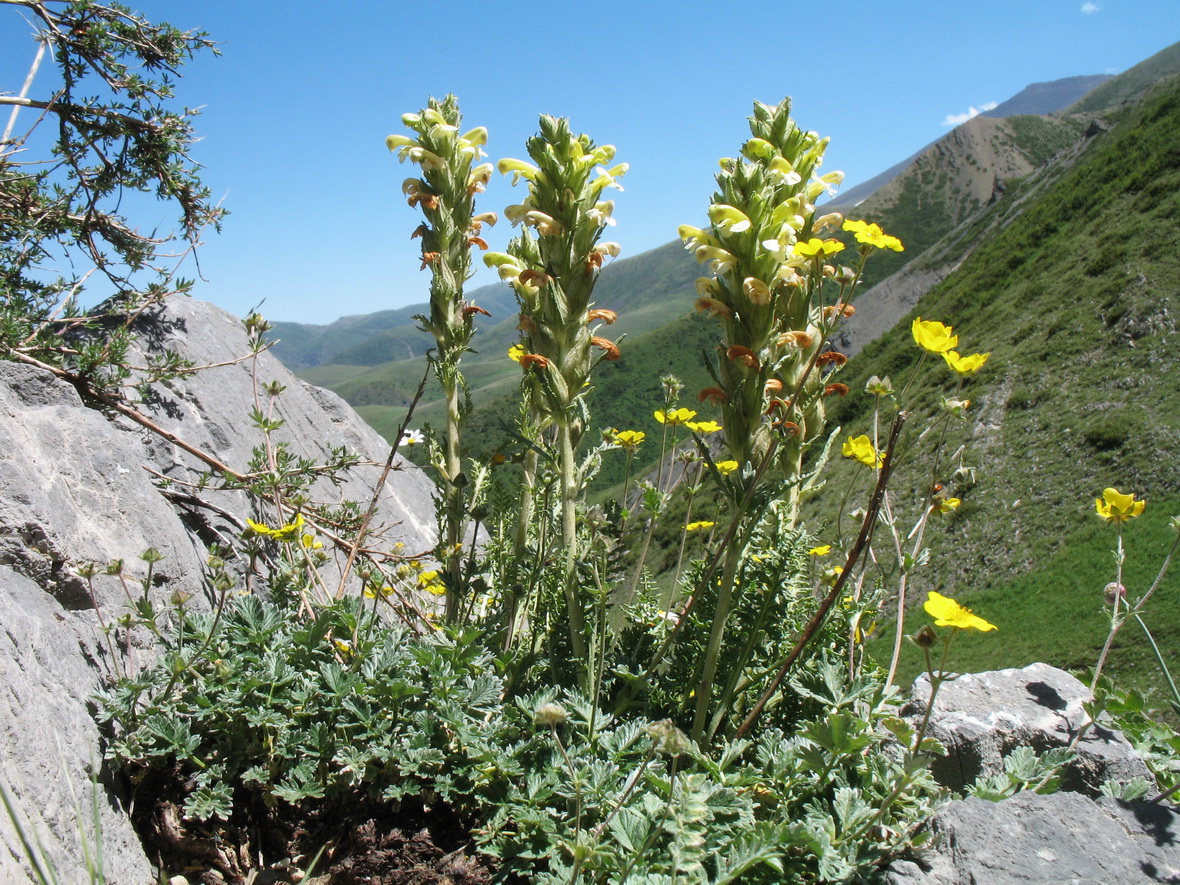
[811,74,1180,695]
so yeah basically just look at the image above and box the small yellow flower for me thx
[714,460,740,476]
[843,219,904,252]
[943,350,990,374]
[923,591,996,632]
[612,429,646,451]
[808,545,832,556]
[794,238,846,258]
[685,420,722,434]
[685,520,716,532]
[301,533,323,550]
[655,407,698,426]
[842,435,883,469]
[1095,488,1146,524]
[934,497,961,514]
[245,518,273,536]
[508,344,525,363]
[911,318,959,354]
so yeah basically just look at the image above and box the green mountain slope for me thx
[814,73,1180,691]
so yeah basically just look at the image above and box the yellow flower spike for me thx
[685,520,716,531]
[808,545,832,556]
[715,460,740,476]
[654,407,698,426]
[841,435,883,469]
[685,420,722,434]
[911,317,959,354]
[924,591,997,632]
[1095,488,1146,524]
[943,350,991,374]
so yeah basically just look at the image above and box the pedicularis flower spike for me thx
[388,95,494,620]
[1095,487,1145,524]
[490,115,628,673]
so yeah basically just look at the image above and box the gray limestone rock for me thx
[0,297,439,882]
[0,566,154,885]
[904,662,1153,795]
[885,790,1180,885]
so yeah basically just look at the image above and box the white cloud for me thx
[941,102,999,127]
[1082,2,1100,13]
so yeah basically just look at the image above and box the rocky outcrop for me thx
[0,298,437,884]
[887,792,1180,885]
[904,662,1153,796]
[887,663,1171,884]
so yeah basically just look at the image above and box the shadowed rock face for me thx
[0,298,437,883]
[887,663,1173,885]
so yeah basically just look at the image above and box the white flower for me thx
[399,429,424,448]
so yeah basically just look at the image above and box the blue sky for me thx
[3,1,1177,324]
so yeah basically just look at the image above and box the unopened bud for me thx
[1103,582,1127,606]
[912,625,938,650]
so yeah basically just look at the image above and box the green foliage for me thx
[99,596,509,821]
[1,0,222,388]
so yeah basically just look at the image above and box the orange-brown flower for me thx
[519,353,550,370]
[698,387,728,405]
[695,295,732,318]
[519,269,552,287]
[586,251,605,272]
[773,420,801,437]
[764,398,786,416]
[777,330,814,349]
[420,252,440,269]
[824,383,850,397]
[764,378,783,394]
[587,308,618,324]
[464,304,492,318]
[591,336,621,361]
[410,223,428,240]
[726,345,760,370]
[468,236,489,250]
[823,304,856,320]
[517,314,537,332]
[816,351,848,367]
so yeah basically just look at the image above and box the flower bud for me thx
[1103,582,1127,606]
[535,702,569,726]
[912,625,938,650]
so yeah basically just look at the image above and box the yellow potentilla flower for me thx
[270,514,304,542]
[924,591,997,632]
[934,497,961,514]
[245,518,273,536]
[508,344,525,363]
[911,318,958,354]
[841,435,883,469]
[655,407,698,425]
[794,238,846,258]
[685,420,722,434]
[843,219,904,252]
[942,350,990,374]
[715,460,740,475]
[1095,488,1146,524]
[301,533,323,550]
[685,520,716,531]
[613,429,646,450]
[808,545,832,556]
